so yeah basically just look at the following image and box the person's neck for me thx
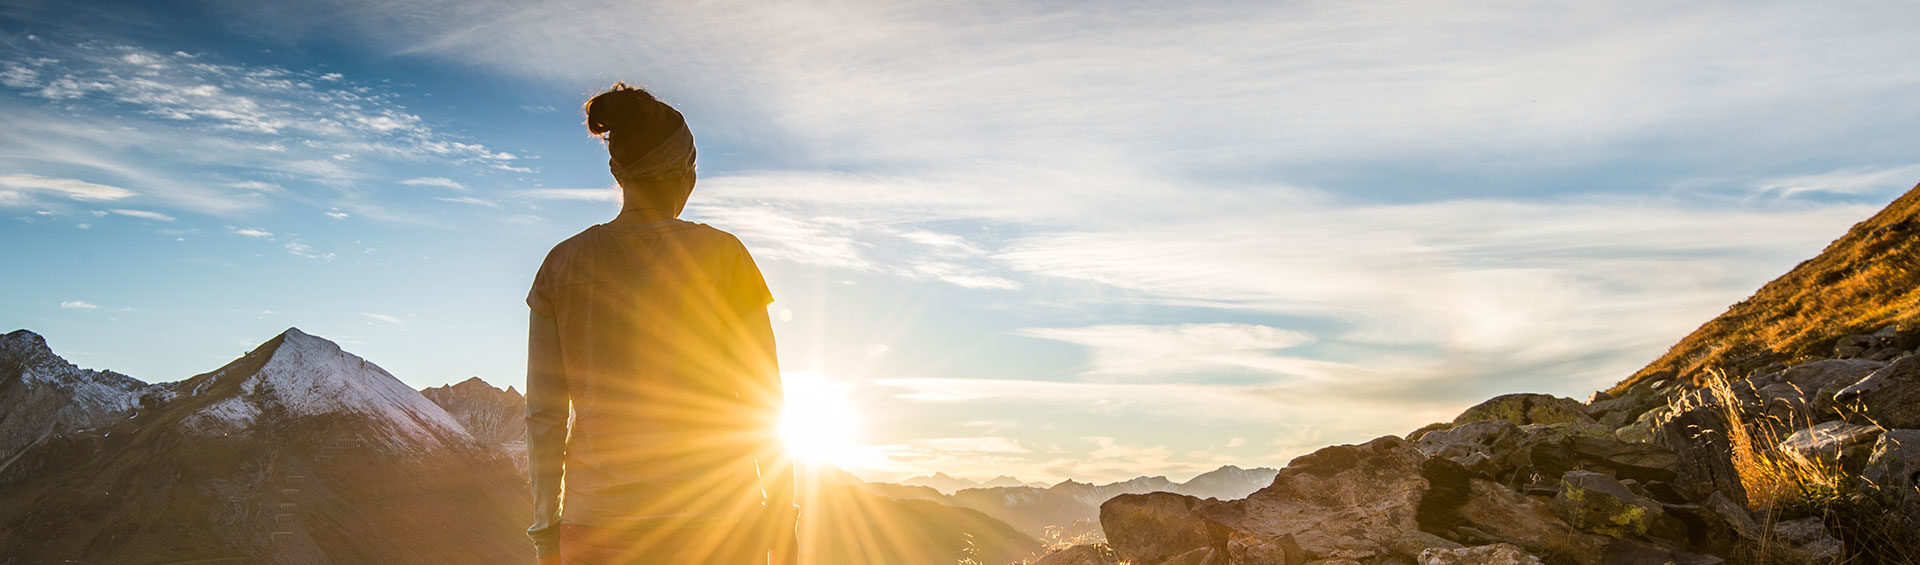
[609,207,678,225]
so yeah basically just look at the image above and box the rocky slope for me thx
[0,328,530,564]
[868,465,1278,543]
[0,330,156,467]
[1055,187,1920,565]
[422,376,528,475]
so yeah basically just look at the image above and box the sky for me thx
[3,0,1920,484]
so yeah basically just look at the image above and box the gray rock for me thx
[1099,492,1219,565]
[1417,543,1543,565]
[1615,404,1671,444]
[1455,394,1607,432]
[1657,396,1748,503]
[1451,478,1610,564]
[1413,420,1519,476]
[1552,470,1685,542]
[1201,437,1461,563]
[1862,429,1920,493]
[1836,355,1920,428]
[1770,517,1843,563]
[1777,420,1882,469]
[1746,359,1884,420]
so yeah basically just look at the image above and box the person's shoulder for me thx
[686,223,748,250]
[541,225,607,260]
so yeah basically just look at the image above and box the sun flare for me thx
[778,371,861,465]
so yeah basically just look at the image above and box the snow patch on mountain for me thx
[180,328,470,448]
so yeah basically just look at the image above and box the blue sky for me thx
[4,0,1919,483]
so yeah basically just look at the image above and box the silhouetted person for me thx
[526,82,796,565]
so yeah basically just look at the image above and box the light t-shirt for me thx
[525,219,776,536]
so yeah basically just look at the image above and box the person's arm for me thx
[526,310,569,561]
[741,303,798,563]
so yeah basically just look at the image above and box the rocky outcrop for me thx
[1836,355,1920,429]
[0,330,155,464]
[421,377,528,475]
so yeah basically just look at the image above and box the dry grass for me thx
[1698,374,1919,564]
[1613,183,1920,394]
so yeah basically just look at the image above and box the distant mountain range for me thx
[3,327,1277,563]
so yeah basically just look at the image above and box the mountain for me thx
[422,376,528,475]
[0,328,530,564]
[0,329,156,467]
[869,465,1277,541]
[1617,183,1920,391]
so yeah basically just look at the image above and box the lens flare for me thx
[778,371,859,464]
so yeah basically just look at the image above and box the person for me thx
[525,82,797,564]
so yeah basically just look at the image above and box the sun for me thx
[778,371,861,465]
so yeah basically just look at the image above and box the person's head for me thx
[585,82,696,217]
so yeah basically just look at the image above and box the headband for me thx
[608,122,697,182]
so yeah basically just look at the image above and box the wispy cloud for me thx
[435,196,500,208]
[400,176,466,190]
[0,174,136,204]
[1753,164,1920,198]
[360,312,403,325]
[110,209,174,221]
[512,188,618,202]
[59,300,97,309]
[0,41,527,216]
[1020,324,1315,377]
[229,226,273,238]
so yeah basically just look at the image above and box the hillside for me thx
[1615,183,1920,392]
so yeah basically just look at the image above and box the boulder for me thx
[1099,492,1221,565]
[1777,420,1882,472]
[1497,425,1678,493]
[1413,420,1519,476]
[1745,359,1884,420]
[1448,478,1610,564]
[1861,429,1920,493]
[1836,355,1920,428]
[1586,381,1665,430]
[1614,404,1671,444]
[1032,544,1122,565]
[1657,397,1748,503]
[1551,470,1685,542]
[1455,394,1606,432]
[1769,517,1842,564]
[1200,437,1460,563]
[1417,543,1543,565]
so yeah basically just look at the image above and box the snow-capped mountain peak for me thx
[184,328,470,450]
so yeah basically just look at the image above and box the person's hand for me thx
[537,554,563,565]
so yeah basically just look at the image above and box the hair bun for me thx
[584,82,687,164]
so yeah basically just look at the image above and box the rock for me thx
[1455,393,1604,430]
[1032,544,1122,565]
[1406,421,1450,442]
[1657,399,1748,503]
[1448,478,1610,564]
[1745,359,1884,420]
[1836,333,1875,358]
[1413,420,1519,476]
[1836,355,1920,428]
[1417,543,1543,565]
[1099,492,1220,565]
[1615,404,1671,444]
[1496,425,1678,493]
[1770,517,1843,563]
[1200,437,1460,563]
[1861,429,1920,493]
[1552,470,1686,542]
[1599,538,1726,565]
[1587,381,1665,431]
[1703,491,1759,541]
[1777,420,1882,470]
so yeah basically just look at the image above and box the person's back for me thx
[526,83,794,565]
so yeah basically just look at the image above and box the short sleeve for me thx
[526,245,562,317]
[730,238,773,309]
